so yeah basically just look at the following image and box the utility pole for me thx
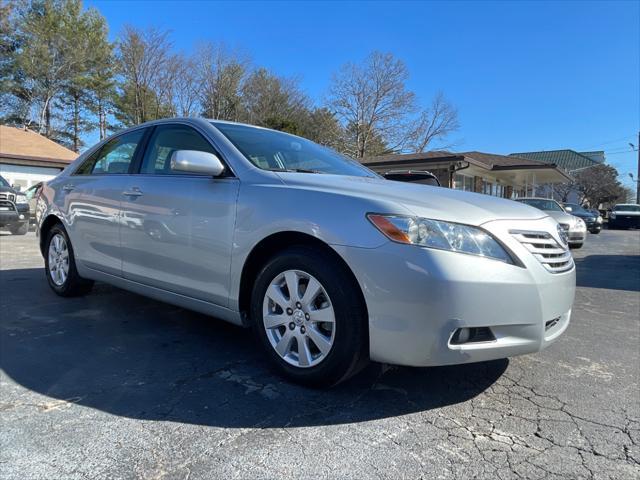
[637,131,640,204]
[630,132,640,204]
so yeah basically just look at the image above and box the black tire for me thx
[569,243,583,249]
[590,229,601,234]
[9,222,28,235]
[44,223,94,297]
[250,246,368,387]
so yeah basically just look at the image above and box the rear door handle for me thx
[62,184,74,192]
[122,188,143,197]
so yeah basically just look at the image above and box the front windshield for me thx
[0,175,10,187]
[564,203,587,214]
[213,122,377,178]
[518,199,564,212]
[615,205,640,212]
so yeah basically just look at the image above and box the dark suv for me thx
[562,202,602,234]
[0,175,30,235]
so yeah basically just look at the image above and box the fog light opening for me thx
[451,327,496,345]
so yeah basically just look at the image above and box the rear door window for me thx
[75,129,145,175]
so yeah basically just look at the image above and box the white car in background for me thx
[608,204,640,229]
[516,198,587,249]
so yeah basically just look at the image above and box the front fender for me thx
[227,182,409,311]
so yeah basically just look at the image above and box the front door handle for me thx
[62,184,74,192]
[122,188,143,197]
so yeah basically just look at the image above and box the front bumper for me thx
[333,216,575,367]
[0,201,30,227]
[0,210,29,227]
[610,215,640,228]
[582,218,601,231]
[567,226,586,243]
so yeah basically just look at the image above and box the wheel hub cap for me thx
[292,309,305,326]
[262,269,336,368]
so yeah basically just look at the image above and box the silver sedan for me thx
[516,198,587,249]
[37,118,575,386]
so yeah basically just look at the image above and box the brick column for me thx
[505,186,513,199]
[474,176,483,193]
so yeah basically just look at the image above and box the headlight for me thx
[15,193,28,205]
[575,218,586,230]
[367,214,514,264]
[597,216,603,224]
[610,212,616,219]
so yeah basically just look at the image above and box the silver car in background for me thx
[516,197,587,249]
[37,118,575,386]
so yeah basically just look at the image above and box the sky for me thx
[86,0,640,190]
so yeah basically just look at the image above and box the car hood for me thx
[570,211,596,219]
[276,173,548,225]
[613,210,640,217]
[544,210,578,224]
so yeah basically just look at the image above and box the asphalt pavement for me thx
[1,228,639,479]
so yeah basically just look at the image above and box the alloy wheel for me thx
[262,269,335,368]
[48,233,69,286]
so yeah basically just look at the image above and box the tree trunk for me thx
[73,93,80,152]
[98,98,106,140]
[45,100,51,138]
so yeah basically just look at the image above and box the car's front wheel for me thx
[44,224,94,297]
[250,246,368,387]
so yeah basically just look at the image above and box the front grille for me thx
[0,193,17,212]
[511,230,574,274]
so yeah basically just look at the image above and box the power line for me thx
[606,150,637,156]
[577,135,636,151]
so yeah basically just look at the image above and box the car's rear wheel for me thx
[250,246,368,387]
[45,224,94,297]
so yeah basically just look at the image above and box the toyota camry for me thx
[37,118,576,386]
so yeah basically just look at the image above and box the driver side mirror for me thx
[170,150,225,176]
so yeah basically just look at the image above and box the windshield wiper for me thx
[266,168,324,174]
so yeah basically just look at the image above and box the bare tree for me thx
[171,53,199,117]
[551,179,576,202]
[195,42,248,121]
[240,68,310,130]
[574,164,628,208]
[410,92,459,152]
[115,25,174,126]
[327,51,416,158]
[327,51,460,158]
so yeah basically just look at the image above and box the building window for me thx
[454,173,474,191]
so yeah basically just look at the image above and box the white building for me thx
[0,125,77,190]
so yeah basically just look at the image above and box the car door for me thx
[120,123,239,307]
[64,128,147,276]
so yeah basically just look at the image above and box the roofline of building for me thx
[365,152,566,172]
[0,154,72,169]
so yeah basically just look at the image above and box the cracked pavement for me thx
[1,229,638,479]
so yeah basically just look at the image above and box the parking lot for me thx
[1,229,639,479]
